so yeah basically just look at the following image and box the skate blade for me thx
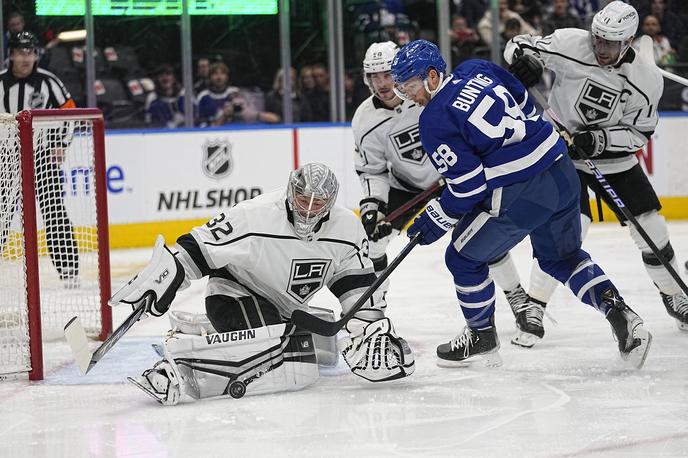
[127,376,172,405]
[510,330,542,348]
[621,328,653,369]
[436,351,503,368]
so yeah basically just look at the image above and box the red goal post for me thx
[0,108,112,381]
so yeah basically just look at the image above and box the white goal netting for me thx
[0,112,109,379]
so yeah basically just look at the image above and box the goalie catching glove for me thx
[340,312,415,382]
[360,198,393,242]
[109,235,189,317]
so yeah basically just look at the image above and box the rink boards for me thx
[96,114,688,248]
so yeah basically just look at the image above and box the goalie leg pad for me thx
[308,306,339,367]
[109,235,188,317]
[160,323,318,401]
[168,310,217,335]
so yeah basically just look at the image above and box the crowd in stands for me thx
[5,1,688,128]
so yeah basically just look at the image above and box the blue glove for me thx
[407,198,458,245]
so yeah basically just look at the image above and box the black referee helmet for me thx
[8,31,38,51]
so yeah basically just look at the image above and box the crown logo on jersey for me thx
[575,79,621,125]
[201,139,233,180]
[287,259,331,303]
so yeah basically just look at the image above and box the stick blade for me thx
[64,316,94,375]
[290,310,340,337]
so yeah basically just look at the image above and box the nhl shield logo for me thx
[287,259,331,303]
[575,79,621,125]
[390,125,427,165]
[202,139,233,180]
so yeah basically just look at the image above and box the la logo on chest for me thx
[286,258,332,303]
[575,78,622,124]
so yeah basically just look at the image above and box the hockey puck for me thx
[228,381,246,399]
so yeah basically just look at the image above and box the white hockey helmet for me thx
[590,1,638,65]
[362,41,399,96]
[287,163,339,241]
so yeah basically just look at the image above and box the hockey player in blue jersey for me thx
[390,40,652,368]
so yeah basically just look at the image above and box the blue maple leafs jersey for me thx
[419,59,567,217]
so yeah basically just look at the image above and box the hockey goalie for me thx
[109,162,415,405]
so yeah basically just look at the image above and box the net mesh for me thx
[0,112,105,377]
[0,114,29,375]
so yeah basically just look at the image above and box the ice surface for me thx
[1,223,688,457]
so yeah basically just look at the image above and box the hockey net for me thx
[0,109,112,381]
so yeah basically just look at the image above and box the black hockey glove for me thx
[508,53,543,88]
[569,130,607,160]
[360,198,393,242]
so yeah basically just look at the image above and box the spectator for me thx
[642,14,677,65]
[308,63,331,121]
[503,17,523,43]
[193,57,210,92]
[299,65,316,93]
[478,0,536,47]
[454,0,489,28]
[264,67,312,123]
[568,0,599,25]
[646,0,685,50]
[509,0,543,30]
[449,15,483,65]
[195,62,239,126]
[145,65,185,128]
[4,12,25,57]
[541,0,583,36]
[196,62,278,126]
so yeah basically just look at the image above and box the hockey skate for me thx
[436,325,502,368]
[505,285,545,348]
[604,291,652,369]
[660,292,688,332]
[128,360,181,406]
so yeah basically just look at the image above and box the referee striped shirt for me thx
[0,67,76,113]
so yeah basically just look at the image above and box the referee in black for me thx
[0,31,79,286]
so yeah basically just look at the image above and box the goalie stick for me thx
[529,86,688,299]
[290,232,422,336]
[64,295,149,375]
[382,179,444,224]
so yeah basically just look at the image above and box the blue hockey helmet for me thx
[390,39,446,84]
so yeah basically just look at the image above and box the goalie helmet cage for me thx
[0,109,112,381]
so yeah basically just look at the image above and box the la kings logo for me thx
[575,79,621,124]
[287,259,331,303]
[202,139,233,180]
[390,125,427,165]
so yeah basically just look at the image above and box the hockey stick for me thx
[635,35,688,88]
[64,295,149,375]
[529,87,688,298]
[382,180,444,224]
[290,232,422,336]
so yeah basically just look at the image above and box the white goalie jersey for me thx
[173,191,382,319]
[352,96,441,202]
[505,28,663,174]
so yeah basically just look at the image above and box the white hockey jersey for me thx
[505,28,664,174]
[352,96,441,203]
[173,191,381,319]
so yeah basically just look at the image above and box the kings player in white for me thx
[353,41,527,306]
[504,0,688,343]
[352,41,441,295]
[109,163,415,405]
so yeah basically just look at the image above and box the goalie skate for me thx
[436,326,502,368]
[128,361,181,406]
[660,292,688,332]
